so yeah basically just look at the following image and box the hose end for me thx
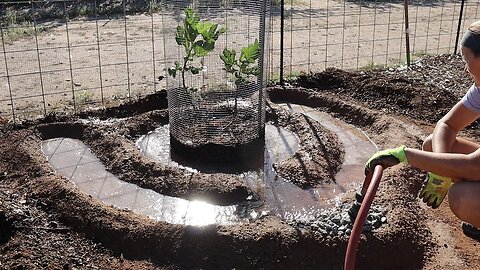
[348,188,364,222]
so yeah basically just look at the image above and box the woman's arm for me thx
[408,101,480,180]
[432,101,480,153]
[405,148,480,181]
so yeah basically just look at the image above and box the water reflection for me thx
[136,104,378,222]
[42,104,378,225]
[42,138,242,226]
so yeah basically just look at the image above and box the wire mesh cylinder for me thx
[161,0,269,164]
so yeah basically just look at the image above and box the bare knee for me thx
[448,182,480,226]
[422,134,433,152]
[449,183,469,220]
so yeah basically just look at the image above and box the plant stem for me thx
[182,62,187,89]
[182,46,194,90]
[234,88,238,116]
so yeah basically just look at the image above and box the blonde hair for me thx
[468,21,480,35]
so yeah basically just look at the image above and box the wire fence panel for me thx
[0,0,478,123]
[272,0,479,79]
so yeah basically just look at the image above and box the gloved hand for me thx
[419,172,452,209]
[364,145,409,175]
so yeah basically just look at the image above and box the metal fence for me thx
[271,0,479,83]
[0,0,478,123]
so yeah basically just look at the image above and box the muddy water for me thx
[135,103,378,221]
[41,124,298,226]
[42,138,241,226]
[274,103,379,219]
[42,104,377,225]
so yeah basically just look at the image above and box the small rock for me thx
[381,216,387,223]
[318,229,328,235]
[48,221,58,229]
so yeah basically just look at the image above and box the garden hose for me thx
[344,165,384,270]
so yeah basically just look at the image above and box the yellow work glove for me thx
[419,172,452,209]
[364,145,409,175]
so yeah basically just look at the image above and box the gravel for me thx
[288,202,387,238]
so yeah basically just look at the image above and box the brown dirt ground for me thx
[1,54,478,269]
[0,91,429,269]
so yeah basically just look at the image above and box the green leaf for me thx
[220,48,237,72]
[196,22,225,43]
[167,67,177,78]
[175,25,186,46]
[215,26,226,39]
[185,24,198,45]
[184,9,199,45]
[240,39,260,64]
[175,60,182,70]
[196,21,214,39]
[193,40,213,57]
[204,41,215,52]
[166,61,183,78]
[244,66,260,76]
[185,8,200,27]
[208,24,225,41]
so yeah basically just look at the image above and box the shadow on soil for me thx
[0,212,15,245]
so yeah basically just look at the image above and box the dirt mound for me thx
[0,185,163,270]
[268,105,344,188]
[384,54,471,99]
[296,67,458,124]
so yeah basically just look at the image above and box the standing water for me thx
[42,104,377,225]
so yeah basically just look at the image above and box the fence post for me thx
[64,0,77,114]
[123,0,131,100]
[259,0,268,132]
[404,0,411,67]
[454,0,466,54]
[94,0,105,105]
[0,25,15,124]
[32,1,47,116]
[280,0,285,86]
